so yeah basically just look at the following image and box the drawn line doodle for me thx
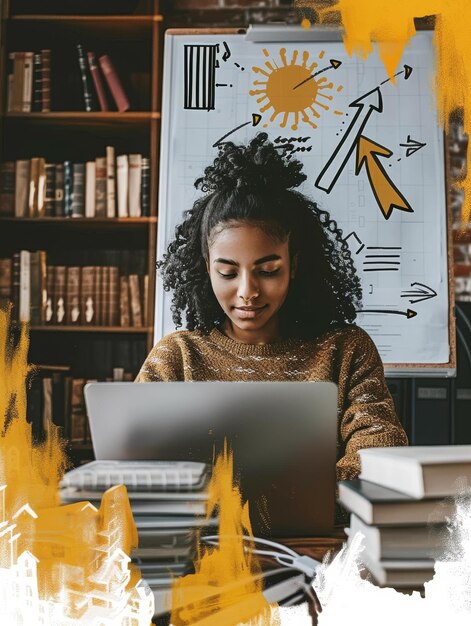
[343,231,365,255]
[184,44,219,111]
[274,135,312,159]
[222,41,245,70]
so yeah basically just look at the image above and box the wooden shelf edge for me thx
[29,325,153,333]
[0,217,157,224]
[5,112,161,120]
[9,15,164,22]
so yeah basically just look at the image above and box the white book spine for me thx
[85,161,96,218]
[128,153,142,217]
[106,145,116,218]
[22,52,34,113]
[19,250,31,322]
[116,154,129,218]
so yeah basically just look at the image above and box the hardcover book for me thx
[359,445,471,498]
[98,54,130,112]
[76,44,94,112]
[116,154,129,217]
[71,163,86,217]
[40,49,51,112]
[128,153,142,217]
[44,163,56,216]
[95,157,107,217]
[66,266,81,324]
[105,146,116,218]
[15,159,30,218]
[87,51,109,112]
[53,265,67,325]
[0,161,15,216]
[54,164,65,217]
[85,161,96,218]
[141,157,150,217]
[81,266,96,325]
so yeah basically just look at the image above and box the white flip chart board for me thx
[155,26,455,376]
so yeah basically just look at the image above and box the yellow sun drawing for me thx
[249,48,343,130]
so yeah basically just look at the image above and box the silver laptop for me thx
[84,381,338,537]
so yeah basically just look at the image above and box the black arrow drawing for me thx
[315,65,413,194]
[399,135,427,157]
[356,308,417,318]
[380,65,413,86]
[212,114,262,147]
[315,87,383,193]
[293,58,342,90]
[400,282,437,304]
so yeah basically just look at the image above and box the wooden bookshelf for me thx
[0,0,162,463]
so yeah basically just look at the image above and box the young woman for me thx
[136,133,408,480]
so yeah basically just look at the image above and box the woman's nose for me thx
[238,273,260,302]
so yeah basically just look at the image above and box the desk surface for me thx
[282,529,347,562]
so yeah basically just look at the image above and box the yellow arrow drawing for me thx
[356,136,413,220]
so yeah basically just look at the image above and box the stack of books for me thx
[60,460,216,617]
[339,445,471,589]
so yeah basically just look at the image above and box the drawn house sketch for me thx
[0,484,154,625]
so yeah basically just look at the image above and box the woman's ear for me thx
[291,254,298,279]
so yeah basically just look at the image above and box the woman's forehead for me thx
[208,222,289,258]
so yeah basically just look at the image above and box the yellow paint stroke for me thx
[295,0,471,223]
[0,306,151,622]
[170,442,280,626]
[249,47,342,130]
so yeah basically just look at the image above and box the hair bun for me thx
[195,132,307,193]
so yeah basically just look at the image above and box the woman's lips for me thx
[233,305,267,319]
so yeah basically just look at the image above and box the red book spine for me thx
[87,51,109,112]
[98,54,130,113]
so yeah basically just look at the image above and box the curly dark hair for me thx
[158,133,362,339]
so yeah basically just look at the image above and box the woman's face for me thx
[207,222,293,344]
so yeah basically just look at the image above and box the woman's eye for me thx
[259,269,280,277]
[218,272,237,279]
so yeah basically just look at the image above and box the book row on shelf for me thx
[7,46,130,113]
[0,150,150,218]
[0,250,149,327]
[29,357,145,449]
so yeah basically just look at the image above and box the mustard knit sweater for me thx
[135,325,408,480]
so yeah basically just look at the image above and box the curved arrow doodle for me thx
[212,114,262,147]
[293,58,342,90]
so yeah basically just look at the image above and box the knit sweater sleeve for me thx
[336,328,408,481]
[134,333,185,382]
